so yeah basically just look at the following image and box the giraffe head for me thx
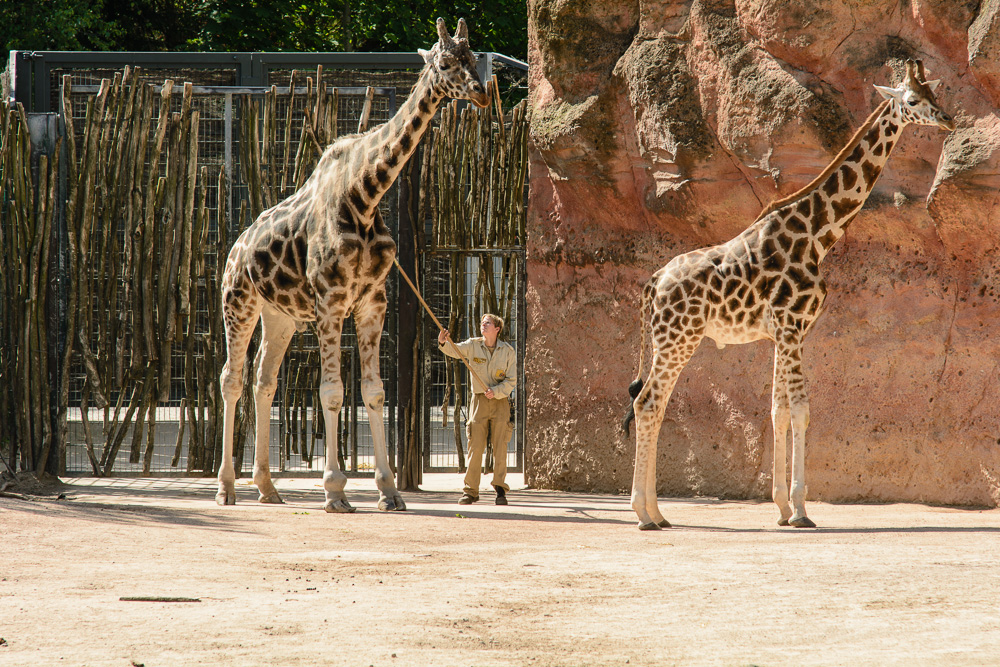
[418,18,491,108]
[875,59,955,131]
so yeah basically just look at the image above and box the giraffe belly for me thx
[704,308,772,349]
[248,271,317,322]
[705,326,770,349]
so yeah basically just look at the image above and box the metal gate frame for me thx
[8,50,525,114]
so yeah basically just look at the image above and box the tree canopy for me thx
[1,0,527,60]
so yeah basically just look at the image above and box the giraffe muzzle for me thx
[470,90,491,108]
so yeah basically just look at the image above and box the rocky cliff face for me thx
[526,0,1000,506]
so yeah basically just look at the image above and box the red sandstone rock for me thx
[527,0,1000,507]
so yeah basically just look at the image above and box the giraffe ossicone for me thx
[622,59,955,531]
[215,18,489,512]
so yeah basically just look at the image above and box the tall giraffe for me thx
[216,19,489,512]
[622,60,955,530]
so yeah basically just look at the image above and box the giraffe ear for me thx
[925,79,941,92]
[454,18,469,41]
[874,84,901,101]
[418,48,433,65]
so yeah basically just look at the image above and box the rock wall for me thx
[526,0,1000,506]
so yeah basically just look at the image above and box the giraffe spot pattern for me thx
[809,197,829,235]
[831,198,860,221]
[362,173,378,198]
[840,165,858,191]
[253,249,275,277]
[349,187,366,215]
[817,229,840,250]
[861,161,882,189]
[787,215,808,234]
[274,268,299,291]
[822,171,839,198]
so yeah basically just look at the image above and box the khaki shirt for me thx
[439,337,516,398]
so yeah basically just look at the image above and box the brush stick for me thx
[392,256,490,392]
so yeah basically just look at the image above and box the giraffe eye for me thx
[907,98,918,106]
[438,62,451,71]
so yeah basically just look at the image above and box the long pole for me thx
[393,256,490,392]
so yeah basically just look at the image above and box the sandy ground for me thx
[1,473,999,667]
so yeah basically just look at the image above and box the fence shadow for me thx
[1,495,255,533]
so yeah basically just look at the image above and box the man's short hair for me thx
[483,313,503,332]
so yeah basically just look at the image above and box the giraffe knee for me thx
[790,401,810,429]
[771,403,789,421]
[220,363,243,401]
[319,380,344,412]
[254,372,280,402]
[361,380,385,411]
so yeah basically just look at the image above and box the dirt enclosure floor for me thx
[2,474,999,667]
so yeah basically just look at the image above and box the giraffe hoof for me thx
[258,492,283,504]
[656,519,672,528]
[324,499,356,514]
[378,495,407,512]
[638,521,661,531]
[216,491,236,506]
[789,516,816,528]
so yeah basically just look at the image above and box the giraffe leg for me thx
[645,439,670,528]
[251,307,296,504]
[314,307,354,514]
[355,295,405,512]
[770,378,793,526]
[785,345,815,528]
[631,340,698,531]
[772,338,814,527]
[787,396,814,527]
[217,276,262,506]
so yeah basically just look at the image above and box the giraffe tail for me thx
[622,275,657,436]
[621,378,644,436]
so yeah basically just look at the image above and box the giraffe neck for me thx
[345,67,444,219]
[783,100,906,263]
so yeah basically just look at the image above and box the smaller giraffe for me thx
[622,60,955,530]
[216,19,489,512]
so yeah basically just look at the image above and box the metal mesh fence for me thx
[8,51,528,479]
[421,250,524,472]
[61,79,399,476]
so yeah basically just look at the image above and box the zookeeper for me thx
[437,313,516,506]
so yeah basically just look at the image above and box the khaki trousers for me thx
[464,393,513,497]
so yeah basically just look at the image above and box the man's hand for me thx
[438,329,450,345]
[484,388,495,399]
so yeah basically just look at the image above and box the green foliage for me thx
[348,1,526,59]
[1,0,119,54]
[2,0,526,58]
[189,0,350,52]
[101,0,202,51]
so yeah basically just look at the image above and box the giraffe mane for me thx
[752,99,891,222]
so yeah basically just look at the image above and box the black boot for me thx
[494,486,508,505]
